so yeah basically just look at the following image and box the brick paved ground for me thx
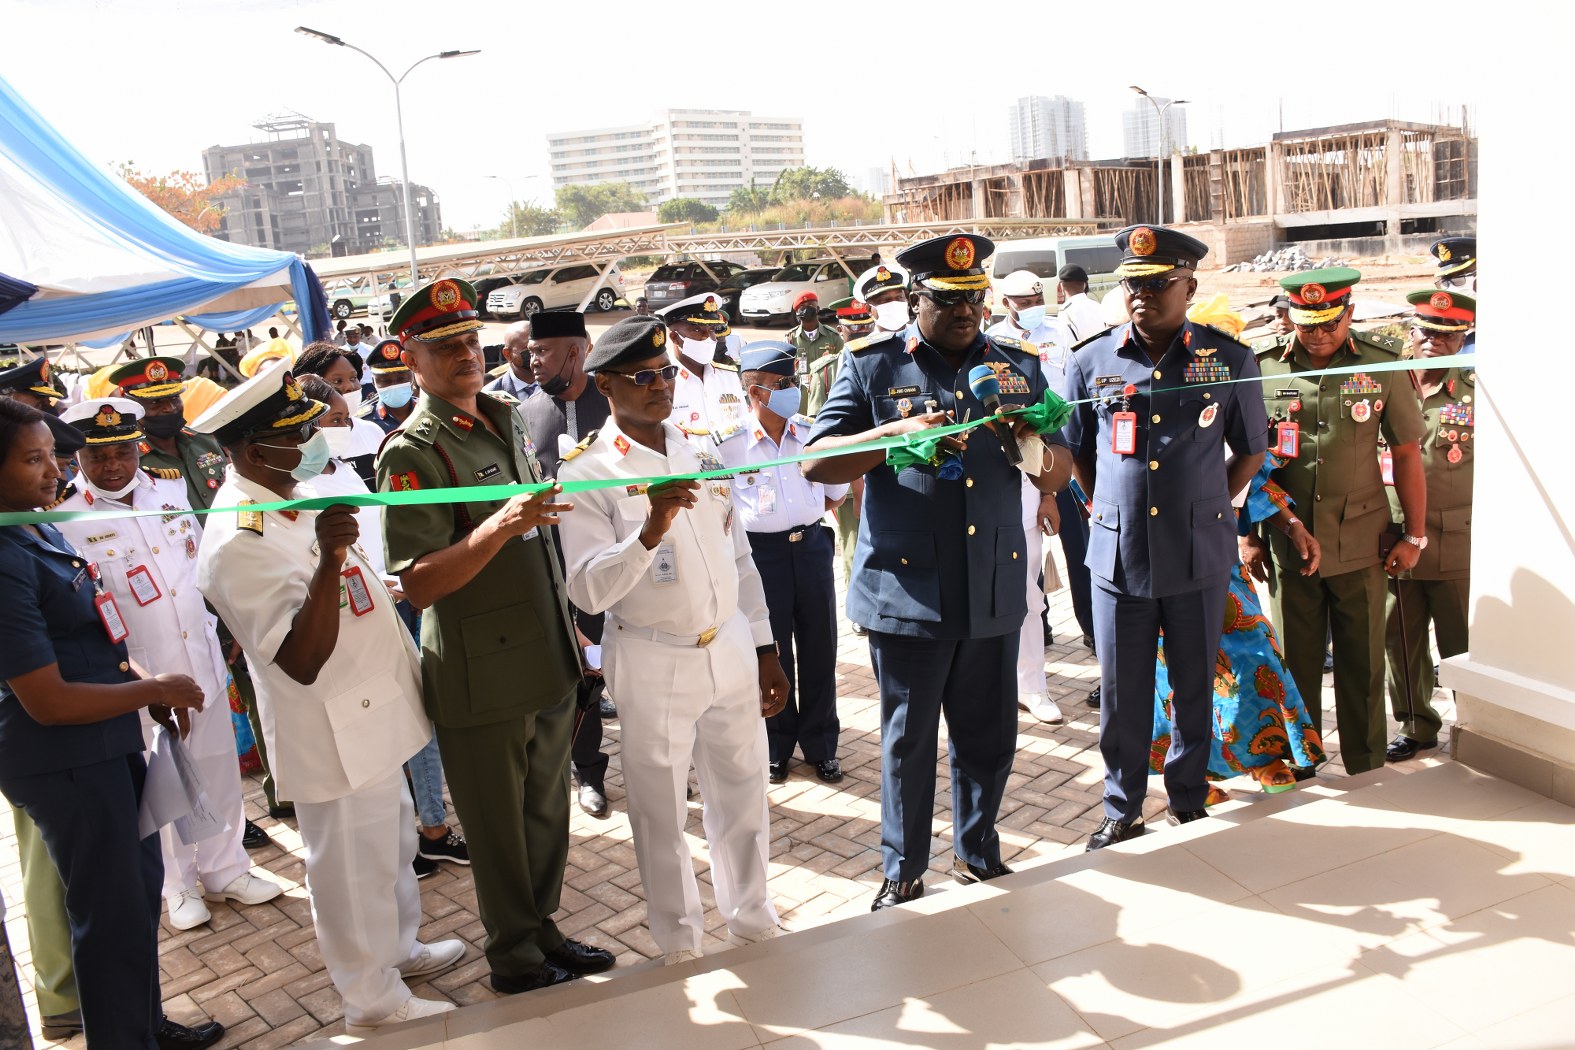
[3,544,1451,1048]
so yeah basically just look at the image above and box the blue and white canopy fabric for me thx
[0,74,328,346]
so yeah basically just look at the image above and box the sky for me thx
[3,0,1487,234]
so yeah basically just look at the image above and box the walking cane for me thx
[1389,578,1417,731]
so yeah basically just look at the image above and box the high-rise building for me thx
[546,110,806,212]
[1122,99,1190,159]
[1008,95,1088,163]
[201,115,442,257]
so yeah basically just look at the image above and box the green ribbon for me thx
[0,352,1472,528]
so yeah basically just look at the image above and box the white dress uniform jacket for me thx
[667,359,748,448]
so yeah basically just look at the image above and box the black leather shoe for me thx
[1167,808,1209,826]
[1386,736,1436,762]
[241,819,268,849]
[950,856,1012,885]
[156,1018,224,1050]
[870,877,924,911]
[1085,685,1101,708]
[41,1010,82,1040]
[1081,633,1096,649]
[490,960,579,994]
[545,938,615,975]
[1086,817,1145,851]
[768,759,790,784]
[814,759,843,783]
[598,695,618,719]
[1322,649,1334,673]
[267,803,295,819]
[578,783,608,818]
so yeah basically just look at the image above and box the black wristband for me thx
[756,643,778,656]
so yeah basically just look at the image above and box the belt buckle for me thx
[696,626,718,647]
[788,528,804,543]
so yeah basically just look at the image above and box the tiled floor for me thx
[3,544,1476,1048]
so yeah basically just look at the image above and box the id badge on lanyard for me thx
[342,565,376,617]
[1111,412,1138,455]
[89,563,128,643]
[1276,422,1300,459]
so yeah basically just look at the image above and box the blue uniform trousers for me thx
[1055,487,1094,640]
[750,524,840,764]
[868,631,1017,880]
[1093,576,1227,821]
[0,753,162,1049]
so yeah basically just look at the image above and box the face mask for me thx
[322,424,354,459]
[680,334,715,360]
[141,413,185,440]
[378,383,413,410]
[81,470,140,502]
[873,300,909,331]
[256,430,331,482]
[1015,305,1047,331]
[539,353,576,397]
[758,385,800,420]
[797,308,818,325]
[339,388,364,414]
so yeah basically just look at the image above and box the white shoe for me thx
[166,888,211,931]
[1023,693,1064,725]
[400,939,465,978]
[343,996,455,1036]
[727,925,782,948]
[663,949,703,966]
[203,871,284,906]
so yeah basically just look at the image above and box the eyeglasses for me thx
[752,377,799,392]
[605,364,680,386]
[1293,317,1345,335]
[918,288,989,306]
[1121,275,1189,295]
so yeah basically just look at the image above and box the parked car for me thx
[486,264,627,320]
[714,267,782,323]
[324,281,384,321]
[367,277,415,322]
[738,258,872,326]
[471,275,522,319]
[985,235,1121,322]
[641,260,748,312]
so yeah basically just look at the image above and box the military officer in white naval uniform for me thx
[658,293,748,450]
[557,316,790,966]
[191,368,463,1035]
[53,398,283,931]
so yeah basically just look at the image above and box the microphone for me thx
[967,365,1023,466]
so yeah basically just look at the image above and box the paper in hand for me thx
[138,727,228,845]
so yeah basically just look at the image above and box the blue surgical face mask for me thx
[1015,305,1047,331]
[256,430,331,482]
[378,383,413,410]
[758,384,800,420]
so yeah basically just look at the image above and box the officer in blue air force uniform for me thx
[806,234,1073,910]
[1064,225,1269,851]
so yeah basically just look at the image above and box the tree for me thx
[769,166,855,205]
[117,163,245,233]
[657,198,719,224]
[553,182,648,229]
[727,182,771,213]
[499,201,560,237]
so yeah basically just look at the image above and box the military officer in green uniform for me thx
[1243,269,1429,775]
[1384,290,1477,761]
[108,356,283,825]
[785,291,843,414]
[377,279,614,994]
[808,298,870,600]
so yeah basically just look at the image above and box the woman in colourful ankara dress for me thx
[1149,455,1327,797]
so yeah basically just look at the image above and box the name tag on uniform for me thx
[1275,388,1300,399]
[343,566,375,617]
[127,565,162,606]
[652,542,678,585]
[887,385,921,397]
[1094,375,1124,388]
[474,463,501,482]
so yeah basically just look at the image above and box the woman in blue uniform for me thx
[0,398,219,1050]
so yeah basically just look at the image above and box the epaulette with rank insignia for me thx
[845,330,900,353]
[561,430,599,463]
[141,466,182,481]
[43,483,75,511]
[1253,334,1290,358]
[988,333,1024,352]
[236,500,263,536]
[489,390,521,406]
[712,360,739,373]
[1352,330,1403,357]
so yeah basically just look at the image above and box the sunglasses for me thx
[919,288,989,306]
[1293,316,1346,334]
[605,364,680,386]
[1121,274,1189,295]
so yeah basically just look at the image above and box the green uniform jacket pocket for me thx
[460,602,546,714]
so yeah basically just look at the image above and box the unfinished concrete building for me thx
[882,118,1476,263]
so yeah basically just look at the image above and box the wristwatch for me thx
[756,642,780,656]
[1401,533,1429,550]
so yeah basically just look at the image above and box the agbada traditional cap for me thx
[529,310,588,340]
[1408,289,1476,332]
[1280,267,1361,326]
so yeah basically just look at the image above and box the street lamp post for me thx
[1130,86,1189,225]
[296,27,478,286]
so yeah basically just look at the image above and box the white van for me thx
[986,234,1121,320]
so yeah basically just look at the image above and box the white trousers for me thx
[1017,478,1049,696]
[141,682,251,898]
[294,768,421,1025]
[605,612,777,954]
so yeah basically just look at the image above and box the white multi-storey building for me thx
[1122,98,1190,159]
[546,110,805,210]
[1008,95,1088,163]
